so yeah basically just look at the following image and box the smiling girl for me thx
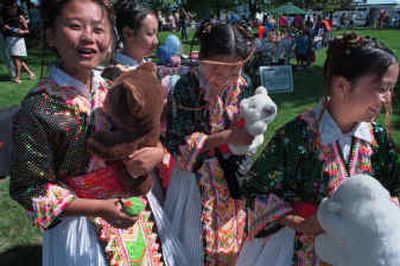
[10,1,166,265]
[239,33,400,265]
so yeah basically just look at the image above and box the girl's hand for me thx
[228,127,254,146]
[279,214,324,236]
[97,198,138,229]
[123,145,164,178]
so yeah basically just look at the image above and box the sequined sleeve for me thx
[10,96,75,231]
[165,75,208,172]
[372,124,400,197]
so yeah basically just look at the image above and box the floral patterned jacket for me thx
[240,108,400,265]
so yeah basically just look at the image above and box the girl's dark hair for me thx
[324,33,397,89]
[321,33,398,132]
[195,21,254,61]
[41,0,115,30]
[114,0,155,36]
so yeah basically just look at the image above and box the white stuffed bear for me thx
[229,86,277,155]
[315,174,400,266]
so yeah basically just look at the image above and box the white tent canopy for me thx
[358,0,400,5]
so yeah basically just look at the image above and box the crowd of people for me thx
[0,0,399,266]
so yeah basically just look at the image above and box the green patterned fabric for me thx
[242,114,400,203]
[165,73,251,170]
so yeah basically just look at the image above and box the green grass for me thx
[0,29,399,260]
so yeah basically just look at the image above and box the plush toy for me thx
[87,62,164,199]
[229,86,277,155]
[315,174,400,266]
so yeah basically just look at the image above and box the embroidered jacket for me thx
[241,107,400,265]
[10,66,164,266]
[165,73,292,265]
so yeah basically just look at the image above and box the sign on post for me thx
[259,65,294,93]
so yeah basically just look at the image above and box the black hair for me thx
[41,0,115,30]
[195,21,254,61]
[114,0,155,36]
[324,33,397,89]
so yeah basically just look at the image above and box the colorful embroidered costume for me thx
[10,66,165,266]
[164,73,291,265]
[240,106,400,265]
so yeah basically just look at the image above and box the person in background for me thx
[179,5,190,41]
[113,1,158,69]
[0,2,16,80]
[279,14,288,30]
[2,0,34,84]
[293,14,304,29]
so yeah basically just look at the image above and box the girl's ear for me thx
[331,76,352,98]
[122,26,134,40]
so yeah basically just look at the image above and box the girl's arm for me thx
[202,128,254,151]
[18,15,29,33]
[10,103,137,230]
[10,106,77,231]
[65,198,137,229]
[279,214,324,236]
[123,142,164,177]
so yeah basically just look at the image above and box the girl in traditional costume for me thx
[10,1,169,265]
[240,33,400,265]
[164,21,289,265]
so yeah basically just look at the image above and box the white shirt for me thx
[113,51,147,69]
[315,105,374,162]
[49,65,103,99]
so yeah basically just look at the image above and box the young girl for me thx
[113,1,158,69]
[240,33,400,265]
[164,21,284,265]
[10,1,167,265]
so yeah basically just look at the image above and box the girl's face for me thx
[340,63,399,123]
[199,56,243,93]
[124,14,158,58]
[47,0,112,80]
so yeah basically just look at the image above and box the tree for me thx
[185,0,237,18]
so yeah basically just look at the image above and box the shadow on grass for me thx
[0,75,11,82]
[0,245,41,266]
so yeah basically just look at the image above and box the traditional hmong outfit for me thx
[240,104,400,265]
[164,73,292,265]
[10,66,169,266]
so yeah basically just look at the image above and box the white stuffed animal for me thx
[315,174,400,266]
[229,86,277,155]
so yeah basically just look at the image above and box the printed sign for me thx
[259,65,294,93]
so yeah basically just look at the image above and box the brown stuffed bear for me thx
[87,62,163,196]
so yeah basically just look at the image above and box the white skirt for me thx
[43,216,107,266]
[6,36,27,57]
[43,188,186,266]
[164,165,296,266]
[164,166,204,265]
[236,227,296,266]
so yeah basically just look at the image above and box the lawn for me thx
[0,28,399,264]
